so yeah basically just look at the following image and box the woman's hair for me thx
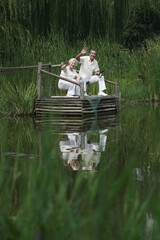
[69,58,78,66]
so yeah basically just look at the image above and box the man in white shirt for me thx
[76,48,107,96]
[81,131,107,171]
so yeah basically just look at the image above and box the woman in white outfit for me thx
[58,58,87,97]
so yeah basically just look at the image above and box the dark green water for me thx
[0,103,160,239]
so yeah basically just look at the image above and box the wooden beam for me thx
[41,69,80,86]
[115,81,119,96]
[49,62,52,96]
[0,71,1,87]
[80,81,84,100]
[105,79,116,85]
[37,62,42,99]
[0,63,62,72]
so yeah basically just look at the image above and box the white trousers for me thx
[83,75,106,92]
[58,79,87,96]
[58,80,77,95]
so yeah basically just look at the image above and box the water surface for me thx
[0,103,160,239]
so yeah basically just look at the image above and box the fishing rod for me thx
[100,45,157,75]
[100,56,135,74]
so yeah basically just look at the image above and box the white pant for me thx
[58,80,77,95]
[58,79,87,96]
[83,75,106,92]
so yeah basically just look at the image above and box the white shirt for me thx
[59,133,81,161]
[59,66,77,83]
[79,56,99,79]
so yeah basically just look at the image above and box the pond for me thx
[0,103,160,239]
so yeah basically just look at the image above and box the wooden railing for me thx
[105,79,119,97]
[0,62,62,88]
[0,63,62,71]
[0,62,119,100]
[37,62,84,100]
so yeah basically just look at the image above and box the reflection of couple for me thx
[59,130,108,172]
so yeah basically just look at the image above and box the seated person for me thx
[58,58,87,97]
[76,48,108,96]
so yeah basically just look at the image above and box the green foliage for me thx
[0,77,37,115]
[123,5,160,49]
[1,0,160,61]
[1,34,160,114]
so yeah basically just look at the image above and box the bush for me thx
[123,6,160,49]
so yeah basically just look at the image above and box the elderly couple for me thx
[58,47,107,97]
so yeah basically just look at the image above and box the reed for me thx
[1,34,160,115]
[1,0,160,49]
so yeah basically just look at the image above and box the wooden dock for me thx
[0,61,120,118]
[34,62,120,118]
[34,94,120,119]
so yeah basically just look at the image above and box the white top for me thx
[59,133,81,161]
[79,56,99,79]
[59,66,77,83]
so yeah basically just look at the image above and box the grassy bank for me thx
[1,34,160,115]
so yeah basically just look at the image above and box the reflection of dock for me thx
[34,112,119,133]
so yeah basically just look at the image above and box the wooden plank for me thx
[41,69,80,86]
[35,106,82,110]
[83,108,116,113]
[83,100,116,106]
[82,106,116,111]
[105,79,116,85]
[35,119,83,123]
[35,108,82,113]
[35,102,83,107]
[36,98,81,102]
[51,96,79,99]
[0,63,62,72]
[35,102,82,106]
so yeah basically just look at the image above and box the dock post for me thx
[0,71,1,87]
[115,81,120,112]
[115,81,119,97]
[49,62,52,96]
[37,62,42,99]
[80,82,84,100]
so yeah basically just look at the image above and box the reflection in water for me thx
[59,129,108,172]
[1,104,160,239]
[145,213,154,240]
[35,112,119,172]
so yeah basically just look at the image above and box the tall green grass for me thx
[1,35,160,115]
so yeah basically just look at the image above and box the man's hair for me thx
[89,49,98,55]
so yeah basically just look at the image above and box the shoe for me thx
[100,129,108,134]
[66,94,74,97]
[84,92,89,97]
[98,91,108,96]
